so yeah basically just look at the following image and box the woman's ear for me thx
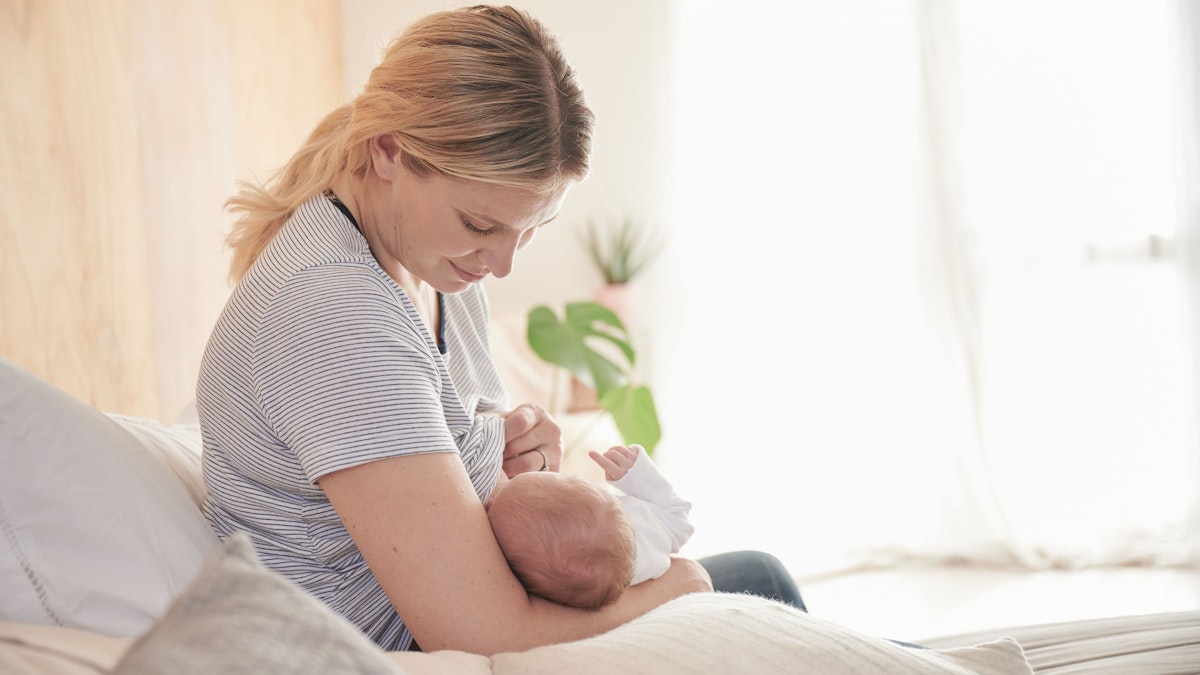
[368,134,403,182]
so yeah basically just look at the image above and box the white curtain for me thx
[1174,0,1200,554]
[654,0,1200,578]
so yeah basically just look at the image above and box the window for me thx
[660,0,1198,575]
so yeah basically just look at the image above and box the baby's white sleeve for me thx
[612,447,694,584]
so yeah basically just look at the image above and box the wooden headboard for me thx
[2,1,343,420]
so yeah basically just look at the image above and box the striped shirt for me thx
[197,195,509,651]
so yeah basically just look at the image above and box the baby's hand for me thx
[588,444,641,481]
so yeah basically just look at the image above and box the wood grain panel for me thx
[1,0,157,414]
[0,0,343,419]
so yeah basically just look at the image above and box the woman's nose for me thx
[479,236,520,278]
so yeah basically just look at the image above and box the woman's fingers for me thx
[503,448,550,475]
[502,404,562,476]
[503,404,537,443]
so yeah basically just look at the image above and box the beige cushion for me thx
[389,650,494,675]
[0,622,131,675]
[111,533,405,675]
[491,592,1034,675]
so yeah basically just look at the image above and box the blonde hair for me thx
[488,474,637,610]
[224,5,595,282]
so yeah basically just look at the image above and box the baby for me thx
[486,444,693,610]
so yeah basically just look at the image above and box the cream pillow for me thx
[0,358,218,637]
[492,592,1034,675]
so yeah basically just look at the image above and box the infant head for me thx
[487,471,636,609]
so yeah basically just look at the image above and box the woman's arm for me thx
[318,451,711,655]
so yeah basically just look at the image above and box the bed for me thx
[1,355,1197,674]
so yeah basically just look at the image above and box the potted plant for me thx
[581,216,664,325]
[583,216,662,285]
[526,301,661,455]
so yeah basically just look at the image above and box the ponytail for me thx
[224,105,352,283]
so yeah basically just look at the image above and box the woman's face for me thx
[363,150,568,294]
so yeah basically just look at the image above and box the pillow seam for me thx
[0,494,66,626]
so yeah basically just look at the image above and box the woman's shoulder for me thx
[272,196,375,270]
[236,198,400,309]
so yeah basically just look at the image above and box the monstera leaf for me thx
[526,301,661,454]
[526,302,633,398]
[600,384,661,455]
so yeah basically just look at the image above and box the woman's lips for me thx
[451,262,486,283]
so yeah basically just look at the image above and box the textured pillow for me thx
[492,592,1034,675]
[112,533,402,675]
[0,358,218,637]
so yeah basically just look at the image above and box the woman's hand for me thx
[502,403,563,476]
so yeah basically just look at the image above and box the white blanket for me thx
[924,610,1200,674]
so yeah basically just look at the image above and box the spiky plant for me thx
[582,217,662,284]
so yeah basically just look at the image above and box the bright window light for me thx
[662,0,1195,576]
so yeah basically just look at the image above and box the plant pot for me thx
[593,282,637,328]
[567,375,600,412]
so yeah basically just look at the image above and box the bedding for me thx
[0,355,1195,673]
[923,611,1200,674]
[0,358,217,637]
[109,532,1032,675]
[9,532,1032,675]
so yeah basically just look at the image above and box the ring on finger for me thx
[535,449,550,472]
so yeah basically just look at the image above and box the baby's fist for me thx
[588,444,641,481]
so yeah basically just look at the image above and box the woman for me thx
[198,5,798,656]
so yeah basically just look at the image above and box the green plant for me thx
[526,301,661,454]
[582,216,663,284]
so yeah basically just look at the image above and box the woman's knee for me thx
[697,550,806,612]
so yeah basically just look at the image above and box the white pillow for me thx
[105,414,207,507]
[492,592,1034,675]
[0,358,218,638]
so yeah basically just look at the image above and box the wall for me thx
[1,0,343,419]
[0,1,672,418]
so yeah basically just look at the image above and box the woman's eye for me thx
[463,218,492,236]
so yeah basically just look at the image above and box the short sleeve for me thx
[253,264,460,482]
